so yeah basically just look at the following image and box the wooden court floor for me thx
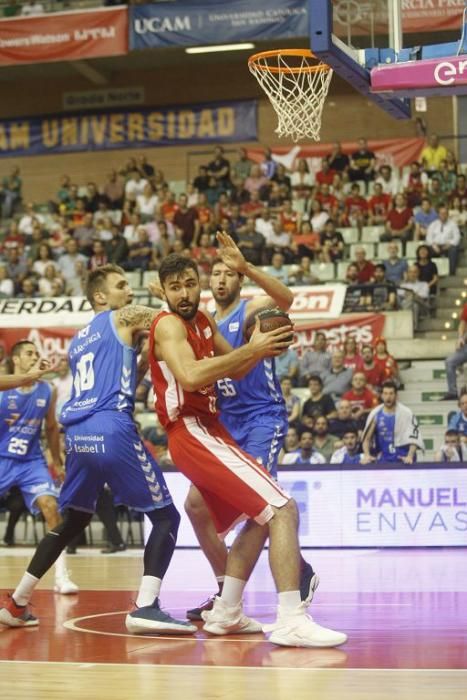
[0,548,466,700]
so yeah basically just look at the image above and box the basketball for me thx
[244,307,293,342]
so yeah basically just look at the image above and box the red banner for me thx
[0,7,128,66]
[293,313,385,357]
[0,327,75,360]
[247,138,424,172]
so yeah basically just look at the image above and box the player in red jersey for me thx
[148,238,347,648]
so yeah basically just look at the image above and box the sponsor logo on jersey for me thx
[228,322,240,332]
[203,326,212,339]
[36,399,46,407]
[7,399,17,410]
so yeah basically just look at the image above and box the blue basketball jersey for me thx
[0,382,51,460]
[215,300,286,419]
[61,310,136,426]
[375,409,409,462]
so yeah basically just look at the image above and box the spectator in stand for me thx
[264,181,285,213]
[328,399,359,440]
[232,147,253,181]
[275,347,299,384]
[26,224,46,261]
[124,169,148,199]
[447,392,467,436]
[102,170,124,210]
[3,221,24,251]
[18,202,45,237]
[433,159,457,196]
[282,425,300,456]
[450,174,467,208]
[193,165,210,193]
[105,225,129,266]
[375,164,399,198]
[136,155,155,179]
[5,247,28,293]
[1,166,22,218]
[18,277,38,298]
[374,338,400,385]
[267,252,289,284]
[191,233,217,274]
[124,227,153,271]
[398,265,430,329]
[84,182,102,214]
[208,146,230,190]
[205,177,224,208]
[281,377,301,426]
[349,137,376,184]
[435,430,467,462]
[421,134,448,175]
[57,238,87,293]
[271,164,292,194]
[159,191,179,224]
[292,221,321,259]
[312,416,339,462]
[343,372,380,428]
[360,345,386,391]
[316,157,336,186]
[281,430,325,465]
[136,183,159,222]
[301,375,336,419]
[383,242,408,285]
[415,244,439,296]
[330,428,363,464]
[255,206,275,242]
[345,263,360,288]
[290,158,314,200]
[173,193,198,248]
[299,332,331,384]
[351,247,376,283]
[369,264,397,311]
[381,193,414,244]
[244,163,268,196]
[343,336,363,372]
[38,265,65,297]
[322,349,353,399]
[241,189,264,219]
[368,182,392,225]
[74,212,96,256]
[0,264,14,297]
[328,141,350,174]
[214,192,232,225]
[260,147,277,179]
[362,381,424,464]
[279,199,301,234]
[288,256,319,286]
[427,177,446,210]
[426,205,461,275]
[194,192,215,238]
[237,217,265,265]
[443,304,467,400]
[403,161,428,208]
[319,219,344,262]
[316,183,338,219]
[414,196,438,241]
[264,220,293,262]
[343,183,368,229]
[32,243,58,277]
[56,175,71,209]
[448,196,467,234]
[309,199,329,234]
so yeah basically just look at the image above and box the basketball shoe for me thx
[186,593,217,621]
[54,571,79,595]
[0,595,38,628]
[264,597,347,648]
[125,598,197,635]
[202,596,262,635]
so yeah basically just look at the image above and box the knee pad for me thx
[146,503,181,538]
[50,509,93,541]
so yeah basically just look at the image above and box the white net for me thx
[248,51,333,143]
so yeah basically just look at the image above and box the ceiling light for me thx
[185,43,255,54]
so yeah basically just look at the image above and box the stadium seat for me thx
[361,226,385,243]
[311,262,335,281]
[142,270,159,288]
[432,257,449,276]
[168,180,187,196]
[336,261,350,280]
[405,241,420,258]
[340,227,359,244]
[126,271,143,289]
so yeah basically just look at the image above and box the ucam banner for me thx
[0,7,128,66]
[130,0,307,50]
[0,100,257,158]
[162,466,467,548]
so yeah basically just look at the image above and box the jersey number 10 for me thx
[74,352,95,398]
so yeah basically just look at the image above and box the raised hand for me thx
[216,230,248,274]
[147,279,164,299]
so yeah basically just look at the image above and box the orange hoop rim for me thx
[248,49,331,75]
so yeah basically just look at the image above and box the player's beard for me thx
[212,286,238,309]
[167,293,200,321]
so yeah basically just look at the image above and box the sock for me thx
[220,576,246,607]
[278,590,301,611]
[216,575,225,593]
[13,572,39,606]
[54,551,67,580]
[136,575,162,608]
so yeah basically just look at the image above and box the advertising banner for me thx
[163,466,467,548]
[130,0,307,50]
[0,100,257,158]
[0,7,128,66]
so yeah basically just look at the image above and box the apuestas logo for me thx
[134,15,191,35]
[434,58,467,87]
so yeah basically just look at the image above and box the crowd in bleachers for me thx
[0,136,465,329]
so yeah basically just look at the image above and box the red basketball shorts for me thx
[168,415,289,535]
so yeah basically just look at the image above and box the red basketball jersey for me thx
[149,310,218,428]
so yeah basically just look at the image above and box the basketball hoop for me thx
[248,49,333,143]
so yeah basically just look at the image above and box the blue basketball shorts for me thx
[0,457,58,514]
[59,411,172,514]
[220,411,287,478]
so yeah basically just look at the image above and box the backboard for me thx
[309,0,467,120]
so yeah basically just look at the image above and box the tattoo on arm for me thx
[117,305,158,331]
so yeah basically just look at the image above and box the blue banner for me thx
[130,0,308,50]
[0,100,257,158]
